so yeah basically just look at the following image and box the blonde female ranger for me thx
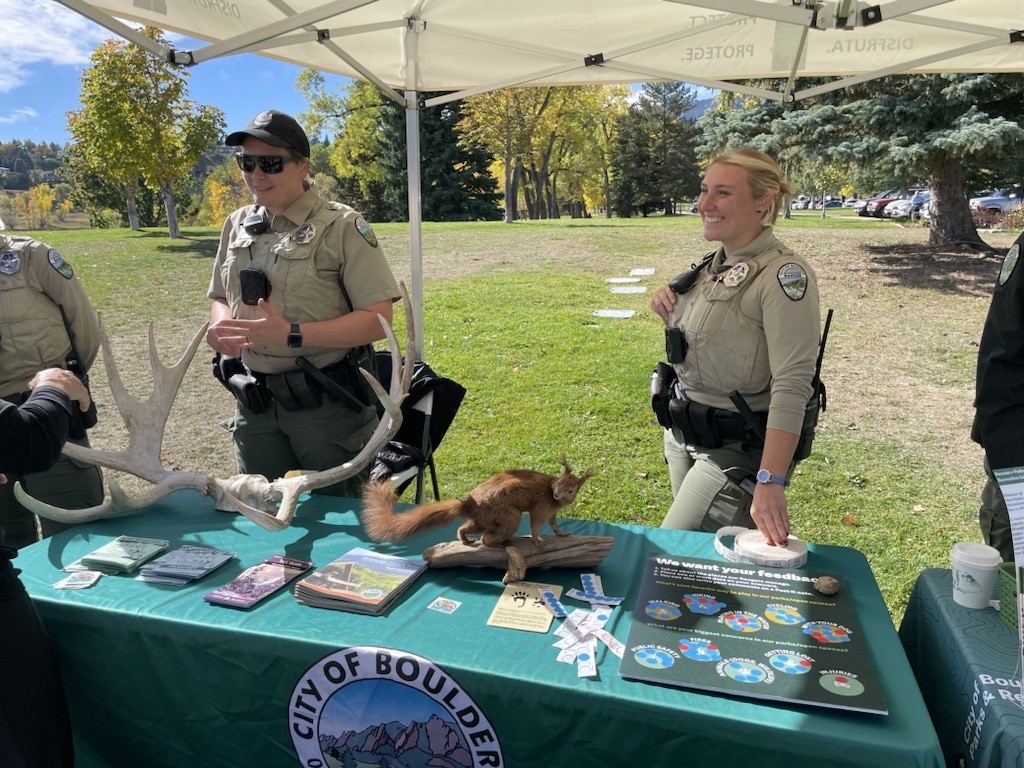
[650,148,823,548]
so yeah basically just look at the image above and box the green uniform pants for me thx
[660,427,761,532]
[0,436,103,550]
[979,456,1012,562]
[229,398,379,499]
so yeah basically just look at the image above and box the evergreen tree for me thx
[378,95,501,222]
[637,82,702,214]
[609,106,658,217]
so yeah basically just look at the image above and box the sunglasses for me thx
[235,153,297,174]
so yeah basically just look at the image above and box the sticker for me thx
[292,223,316,245]
[645,600,682,621]
[719,610,768,634]
[764,604,805,625]
[718,659,773,684]
[722,262,750,287]
[48,248,74,279]
[289,647,503,767]
[0,251,19,275]
[766,651,814,675]
[427,596,461,614]
[633,646,678,669]
[254,110,274,127]
[819,671,866,696]
[678,637,721,662]
[355,216,378,247]
[801,621,852,644]
[681,593,727,615]
[777,262,807,300]
[538,588,568,618]
[999,243,1019,285]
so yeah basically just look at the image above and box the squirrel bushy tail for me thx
[361,480,465,542]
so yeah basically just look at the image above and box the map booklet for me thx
[73,536,170,574]
[619,553,888,715]
[294,547,427,615]
[204,555,313,610]
[136,545,236,586]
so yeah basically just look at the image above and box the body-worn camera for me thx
[665,327,688,363]
[239,268,271,305]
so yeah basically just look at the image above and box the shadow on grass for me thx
[860,242,1006,297]
[151,235,219,259]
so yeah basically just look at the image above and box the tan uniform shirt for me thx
[667,227,820,435]
[0,235,100,398]
[208,187,400,375]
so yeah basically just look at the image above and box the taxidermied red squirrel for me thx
[361,457,595,550]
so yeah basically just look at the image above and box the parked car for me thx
[865,192,905,217]
[843,198,862,208]
[857,190,898,216]
[791,196,812,210]
[969,190,1021,214]
[814,200,842,209]
[883,190,930,219]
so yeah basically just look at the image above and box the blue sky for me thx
[0,0,352,146]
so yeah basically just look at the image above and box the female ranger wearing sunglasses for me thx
[206,109,400,497]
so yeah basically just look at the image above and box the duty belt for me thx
[667,395,767,449]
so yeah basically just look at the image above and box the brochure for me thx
[137,545,235,586]
[204,555,313,610]
[76,536,170,574]
[294,547,427,615]
[618,553,887,715]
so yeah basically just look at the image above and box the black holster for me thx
[212,354,271,415]
[668,397,766,450]
[650,362,677,429]
[793,387,824,463]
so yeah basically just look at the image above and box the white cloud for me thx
[0,107,39,126]
[0,0,110,91]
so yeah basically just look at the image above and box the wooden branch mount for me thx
[422,534,614,584]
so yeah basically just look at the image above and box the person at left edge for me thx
[0,233,103,549]
[206,109,400,497]
[1,366,93,768]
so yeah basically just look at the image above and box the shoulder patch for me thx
[48,248,74,279]
[355,216,378,248]
[998,243,1019,286]
[0,250,20,275]
[777,262,807,301]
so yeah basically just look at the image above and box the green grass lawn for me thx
[19,213,1014,623]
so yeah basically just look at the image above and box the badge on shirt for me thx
[722,262,750,288]
[777,263,807,301]
[48,248,74,279]
[0,251,19,275]
[292,223,316,245]
[998,243,1019,286]
[355,216,378,248]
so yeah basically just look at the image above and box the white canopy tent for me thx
[53,0,1024,358]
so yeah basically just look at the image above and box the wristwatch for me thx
[287,323,302,348]
[756,468,790,487]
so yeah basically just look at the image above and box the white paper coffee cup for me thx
[950,541,1002,609]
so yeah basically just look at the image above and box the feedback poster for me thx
[618,554,887,715]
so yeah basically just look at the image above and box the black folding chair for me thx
[369,351,466,503]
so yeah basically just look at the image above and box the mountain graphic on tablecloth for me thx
[319,714,471,768]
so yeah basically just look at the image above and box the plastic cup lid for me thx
[950,541,1002,567]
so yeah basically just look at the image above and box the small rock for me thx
[815,576,840,596]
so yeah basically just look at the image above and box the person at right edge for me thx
[1,366,92,768]
[650,147,822,547]
[972,231,1024,563]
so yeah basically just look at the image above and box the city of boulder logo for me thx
[289,646,503,767]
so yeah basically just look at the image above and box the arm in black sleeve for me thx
[0,386,75,477]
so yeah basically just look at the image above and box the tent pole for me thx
[405,95,424,363]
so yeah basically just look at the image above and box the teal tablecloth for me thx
[17,492,942,768]
[899,568,1024,768]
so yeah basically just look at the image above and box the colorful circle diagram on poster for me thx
[678,638,722,662]
[634,647,678,669]
[802,622,852,644]
[766,651,814,675]
[819,672,866,696]
[681,593,727,615]
[720,611,768,633]
[764,604,805,625]
[645,600,682,621]
[718,659,774,684]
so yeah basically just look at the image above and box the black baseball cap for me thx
[226,109,310,158]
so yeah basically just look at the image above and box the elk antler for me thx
[15,285,416,531]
